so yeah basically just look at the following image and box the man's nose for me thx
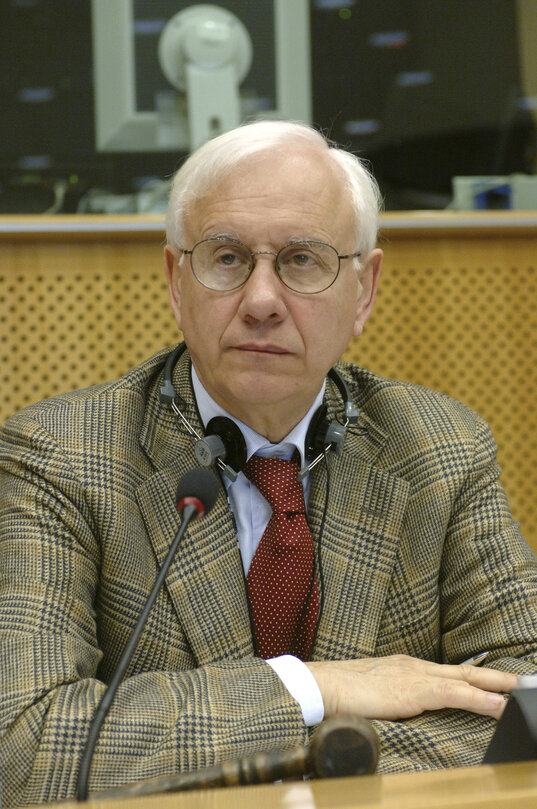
[238,254,287,320]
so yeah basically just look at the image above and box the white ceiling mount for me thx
[91,0,311,154]
[158,4,252,149]
[158,4,252,92]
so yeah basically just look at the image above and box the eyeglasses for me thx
[181,237,361,294]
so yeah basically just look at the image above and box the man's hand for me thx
[306,655,518,721]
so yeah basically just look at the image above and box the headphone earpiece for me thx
[195,416,247,479]
[305,405,330,461]
[303,368,359,464]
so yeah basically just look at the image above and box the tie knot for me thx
[244,455,304,513]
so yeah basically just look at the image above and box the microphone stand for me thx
[89,715,379,801]
[77,503,199,802]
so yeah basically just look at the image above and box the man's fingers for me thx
[306,655,518,721]
[428,678,508,720]
[460,662,518,692]
[370,655,519,693]
[424,660,518,693]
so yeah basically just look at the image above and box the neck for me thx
[224,403,309,444]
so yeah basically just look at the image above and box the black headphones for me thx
[159,342,359,481]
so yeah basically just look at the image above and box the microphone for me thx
[175,466,220,517]
[87,715,379,800]
[77,468,219,802]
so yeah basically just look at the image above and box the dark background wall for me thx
[1,0,535,213]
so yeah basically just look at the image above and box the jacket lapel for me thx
[136,349,254,665]
[308,374,411,660]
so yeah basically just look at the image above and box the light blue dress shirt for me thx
[191,366,325,726]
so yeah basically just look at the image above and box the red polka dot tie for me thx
[244,454,319,661]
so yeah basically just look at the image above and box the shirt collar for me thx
[191,365,325,468]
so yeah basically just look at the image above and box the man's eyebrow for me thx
[203,233,325,246]
[286,236,323,244]
[205,231,242,241]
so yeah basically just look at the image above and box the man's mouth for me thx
[234,343,291,355]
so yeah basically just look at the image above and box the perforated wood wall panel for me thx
[355,224,537,550]
[0,238,177,406]
[1,215,536,549]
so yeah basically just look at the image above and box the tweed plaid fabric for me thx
[2,346,537,807]
[244,455,318,660]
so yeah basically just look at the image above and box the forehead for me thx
[184,147,356,246]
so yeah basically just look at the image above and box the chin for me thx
[234,379,288,404]
[228,371,298,406]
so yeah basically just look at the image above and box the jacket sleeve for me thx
[372,412,537,772]
[0,413,306,807]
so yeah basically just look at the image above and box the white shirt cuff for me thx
[267,654,324,726]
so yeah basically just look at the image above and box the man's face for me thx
[165,146,381,438]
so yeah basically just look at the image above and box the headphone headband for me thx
[159,342,188,408]
[159,342,360,479]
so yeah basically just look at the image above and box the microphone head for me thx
[309,716,379,778]
[175,467,220,518]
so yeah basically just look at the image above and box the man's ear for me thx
[353,248,382,338]
[164,245,183,330]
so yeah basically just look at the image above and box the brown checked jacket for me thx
[1,346,537,806]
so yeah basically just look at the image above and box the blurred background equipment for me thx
[156,5,252,150]
[451,174,537,210]
[91,0,311,153]
[0,0,535,213]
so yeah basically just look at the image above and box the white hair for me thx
[165,120,383,255]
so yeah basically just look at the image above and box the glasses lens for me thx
[277,242,339,293]
[191,239,251,290]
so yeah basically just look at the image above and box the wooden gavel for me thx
[92,716,378,800]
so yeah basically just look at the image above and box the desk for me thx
[33,762,537,809]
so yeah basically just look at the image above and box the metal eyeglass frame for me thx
[180,237,362,294]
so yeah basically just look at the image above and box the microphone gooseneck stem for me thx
[76,503,198,802]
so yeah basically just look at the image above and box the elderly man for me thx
[1,121,536,806]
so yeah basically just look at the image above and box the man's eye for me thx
[288,251,316,267]
[219,253,239,265]
[213,250,243,267]
[293,254,311,265]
